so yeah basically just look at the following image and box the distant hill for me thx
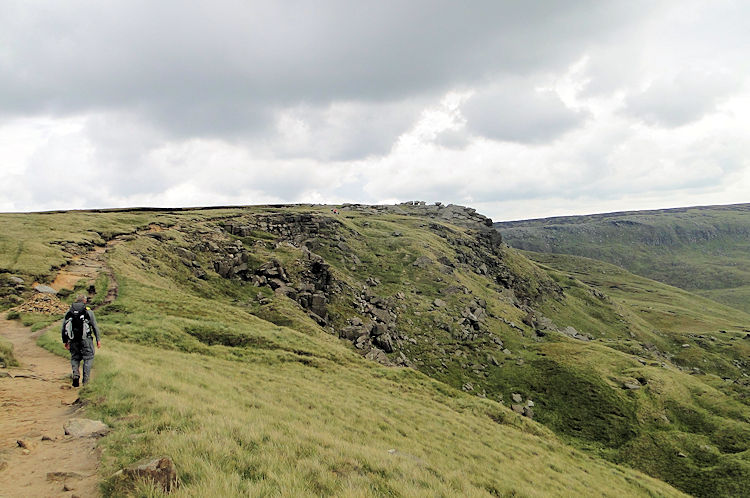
[1,203,748,496]
[495,203,750,313]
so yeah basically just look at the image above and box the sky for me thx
[1,1,749,221]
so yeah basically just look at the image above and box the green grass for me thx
[39,328,683,497]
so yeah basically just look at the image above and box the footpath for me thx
[0,315,100,497]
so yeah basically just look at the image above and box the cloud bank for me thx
[1,0,749,220]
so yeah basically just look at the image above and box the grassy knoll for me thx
[496,203,750,313]
[6,204,749,495]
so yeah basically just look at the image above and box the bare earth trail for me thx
[0,316,100,497]
[0,237,126,497]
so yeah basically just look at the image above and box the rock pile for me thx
[12,293,69,315]
[510,393,535,419]
[340,288,400,355]
[210,240,252,281]
[251,251,337,325]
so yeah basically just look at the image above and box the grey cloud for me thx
[269,99,427,161]
[0,0,644,143]
[462,81,586,143]
[624,70,741,126]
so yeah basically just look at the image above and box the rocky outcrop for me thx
[210,240,252,280]
[340,202,495,230]
[222,213,344,248]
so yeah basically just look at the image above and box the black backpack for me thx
[64,303,90,341]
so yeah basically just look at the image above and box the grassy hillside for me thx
[3,204,749,496]
[495,203,750,313]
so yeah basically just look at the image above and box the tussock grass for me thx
[0,335,18,367]
[48,338,681,497]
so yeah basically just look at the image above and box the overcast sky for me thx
[1,1,749,221]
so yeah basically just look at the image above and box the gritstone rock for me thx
[47,471,85,482]
[121,457,178,493]
[33,284,58,294]
[63,418,109,438]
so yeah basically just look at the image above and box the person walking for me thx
[61,294,101,387]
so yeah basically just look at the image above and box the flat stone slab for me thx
[63,418,109,438]
[47,471,86,482]
[33,284,57,295]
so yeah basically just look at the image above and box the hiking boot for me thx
[72,377,79,387]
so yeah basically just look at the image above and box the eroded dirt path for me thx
[0,240,124,497]
[0,316,100,497]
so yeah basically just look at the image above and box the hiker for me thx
[61,294,101,387]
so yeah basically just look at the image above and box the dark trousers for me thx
[69,337,95,384]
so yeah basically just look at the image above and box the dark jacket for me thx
[61,302,101,344]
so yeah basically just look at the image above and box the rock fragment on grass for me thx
[121,457,178,493]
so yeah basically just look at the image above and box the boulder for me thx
[511,393,523,403]
[9,276,24,284]
[121,457,178,493]
[33,284,57,295]
[371,322,388,337]
[63,418,109,438]
[623,381,642,390]
[370,307,393,324]
[373,333,394,353]
[174,247,196,261]
[310,292,327,318]
[365,348,390,365]
[412,256,432,268]
[432,298,447,308]
[339,326,364,341]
